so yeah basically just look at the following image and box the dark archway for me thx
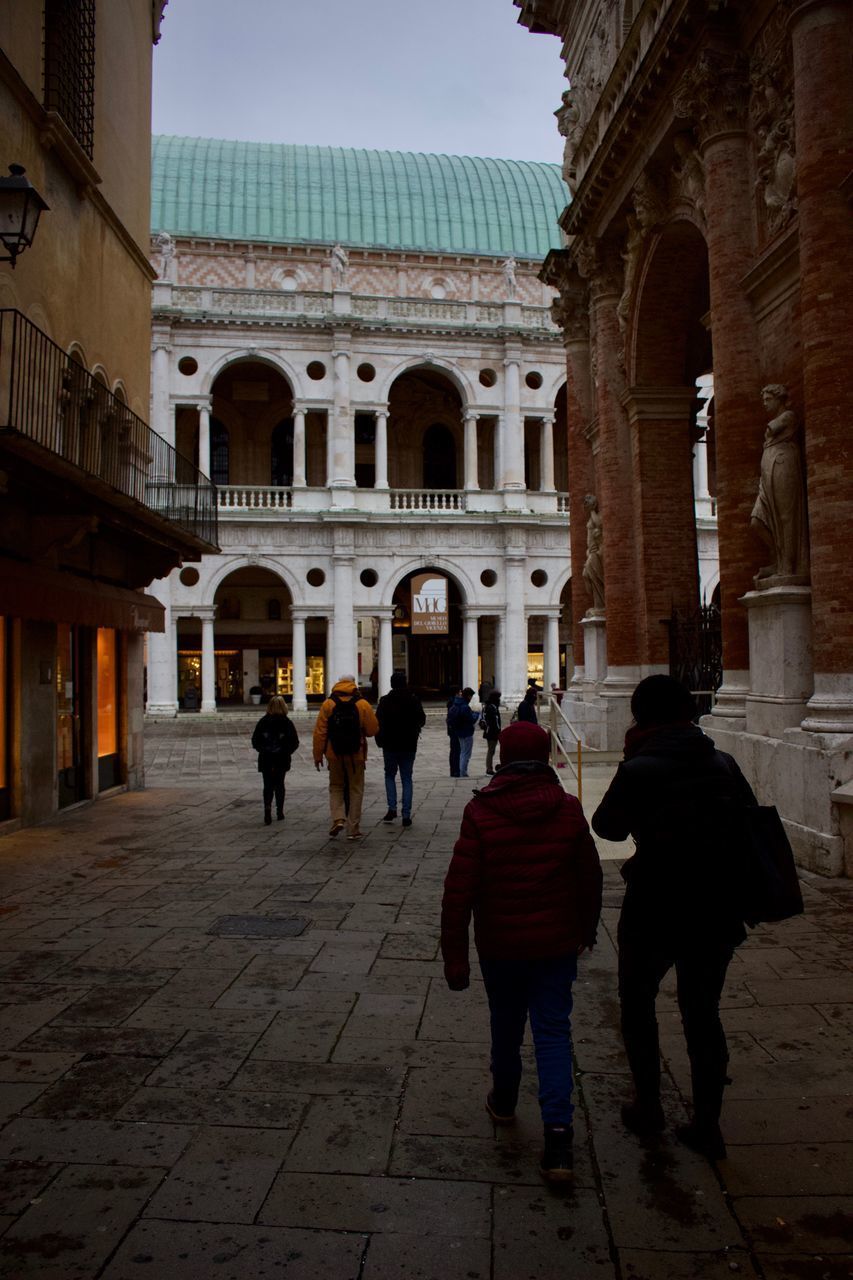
[271,418,294,487]
[387,367,463,491]
[391,566,463,699]
[423,423,457,489]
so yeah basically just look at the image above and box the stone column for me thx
[501,352,525,494]
[377,611,394,694]
[375,410,389,490]
[790,1,853,732]
[331,345,354,487]
[494,613,506,694]
[540,414,556,492]
[325,616,334,693]
[545,613,561,689]
[462,612,480,694]
[145,580,178,716]
[151,340,172,448]
[675,51,760,722]
[464,411,480,491]
[291,611,308,712]
[332,553,356,679]
[200,611,216,713]
[504,550,527,699]
[292,406,307,488]
[197,399,212,479]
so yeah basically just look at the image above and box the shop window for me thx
[210,419,229,486]
[97,628,120,789]
[44,0,96,159]
[0,617,9,820]
[271,419,294,487]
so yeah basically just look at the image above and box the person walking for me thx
[251,695,299,824]
[313,675,378,841]
[482,688,502,775]
[446,686,462,776]
[516,684,539,724]
[591,674,757,1161]
[377,671,426,827]
[441,722,602,1182]
[447,687,479,778]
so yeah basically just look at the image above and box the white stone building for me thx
[145,137,717,712]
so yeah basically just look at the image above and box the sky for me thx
[152,0,567,163]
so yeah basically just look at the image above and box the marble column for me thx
[540,415,556,492]
[331,348,354,486]
[145,593,178,717]
[151,343,172,450]
[197,400,211,480]
[462,612,480,694]
[375,410,389,490]
[545,614,561,690]
[292,407,307,488]
[504,552,527,697]
[332,553,355,679]
[464,411,480,491]
[378,611,394,694]
[291,612,308,712]
[500,354,525,491]
[200,612,216,713]
[495,613,506,694]
[325,617,334,693]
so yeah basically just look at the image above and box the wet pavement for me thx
[0,710,850,1278]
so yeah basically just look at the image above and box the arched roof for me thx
[152,136,568,258]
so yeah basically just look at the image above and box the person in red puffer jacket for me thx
[441,721,602,1183]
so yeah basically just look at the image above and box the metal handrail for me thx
[0,308,218,547]
[546,693,624,806]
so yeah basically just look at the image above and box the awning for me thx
[0,560,165,632]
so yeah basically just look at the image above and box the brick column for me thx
[790,1,853,731]
[622,387,700,667]
[676,50,759,721]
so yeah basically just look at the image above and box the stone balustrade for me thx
[215,484,570,518]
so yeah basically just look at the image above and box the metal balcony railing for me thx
[0,309,217,548]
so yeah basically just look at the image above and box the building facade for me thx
[517,0,853,873]
[0,2,216,829]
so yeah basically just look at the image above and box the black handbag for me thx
[737,805,804,927]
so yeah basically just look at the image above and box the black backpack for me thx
[327,693,362,756]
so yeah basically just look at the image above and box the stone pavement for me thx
[0,711,850,1279]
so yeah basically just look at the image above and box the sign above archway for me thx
[411,573,449,635]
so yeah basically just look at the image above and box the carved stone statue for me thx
[555,90,582,193]
[153,231,175,281]
[502,256,518,299]
[750,384,809,582]
[755,119,797,233]
[672,133,706,224]
[582,493,605,611]
[330,243,349,289]
[617,213,644,334]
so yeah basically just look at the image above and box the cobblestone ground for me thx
[0,711,850,1279]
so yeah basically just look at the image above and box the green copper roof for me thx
[151,136,567,258]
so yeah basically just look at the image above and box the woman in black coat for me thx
[482,689,502,775]
[251,695,299,824]
[591,675,756,1160]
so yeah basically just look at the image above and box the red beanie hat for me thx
[499,721,550,766]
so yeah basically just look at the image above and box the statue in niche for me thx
[330,243,349,289]
[617,213,644,334]
[672,133,706,224]
[750,384,809,583]
[555,90,582,193]
[502,256,518,299]
[582,493,605,611]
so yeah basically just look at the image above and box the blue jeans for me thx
[383,750,415,817]
[479,953,577,1126]
[458,734,474,777]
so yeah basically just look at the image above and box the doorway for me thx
[57,623,87,808]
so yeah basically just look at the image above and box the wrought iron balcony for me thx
[0,308,218,548]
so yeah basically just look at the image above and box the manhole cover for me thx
[208,915,307,938]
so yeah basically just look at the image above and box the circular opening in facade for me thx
[357,363,376,383]
[479,368,497,387]
[480,569,497,587]
[525,371,543,390]
[179,567,200,586]
[360,569,378,587]
[278,274,298,292]
[307,361,326,381]
[178,357,198,376]
[431,282,447,300]
[531,569,548,588]
[306,568,326,587]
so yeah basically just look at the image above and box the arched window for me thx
[271,418,294,487]
[422,422,457,489]
[210,418,229,486]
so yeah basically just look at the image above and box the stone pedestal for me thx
[742,585,813,737]
[581,612,607,685]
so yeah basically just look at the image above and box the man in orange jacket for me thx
[313,675,379,840]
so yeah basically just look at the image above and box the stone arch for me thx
[201,348,300,399]
[202,554,301,608]
[629,218,710,388]
[378,355,473,408]
[378,556,475,611]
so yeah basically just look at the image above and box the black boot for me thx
[263,807,272,826]
[621,1098,665,1136]
[540,1124,574,1183]
[276,807,284,821]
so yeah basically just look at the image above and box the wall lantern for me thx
[0,165,49,268]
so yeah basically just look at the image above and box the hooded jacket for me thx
[446,693,479,740]
[312,678,379,763]
[591,723,756,941]
[441,762,603,987]
[376,687,426,753]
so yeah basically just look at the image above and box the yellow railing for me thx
[546,694,623,806]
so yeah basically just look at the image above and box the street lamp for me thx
[0,165,49,268]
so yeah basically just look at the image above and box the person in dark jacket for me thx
[377,672,426,827]
[441,721,602,1182]
[447,687,479,778]
[591,674,757,1161]
[516,685,539,724]
[482,688,502,775]
[251,695,300,824]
